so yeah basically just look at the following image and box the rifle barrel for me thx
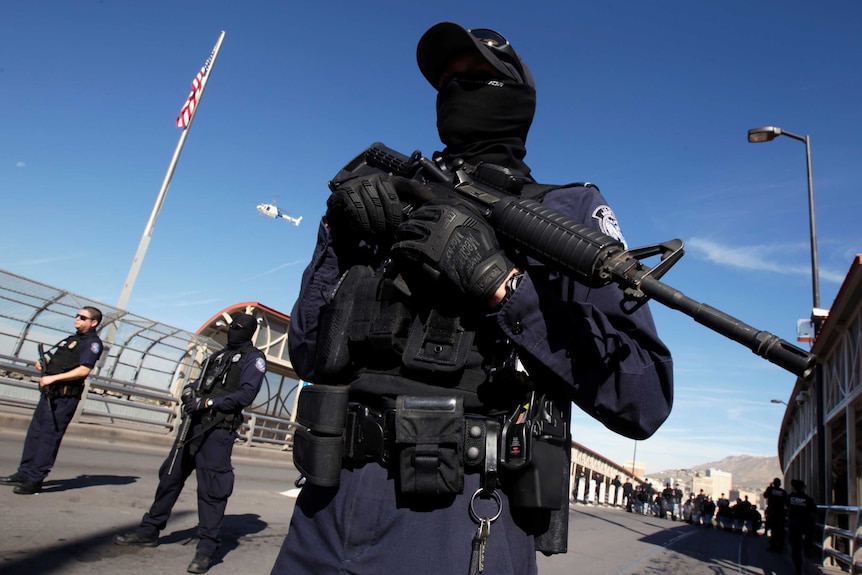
[639,276,815,379]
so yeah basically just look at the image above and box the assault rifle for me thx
[36,343,49,379]
[348,142,816,379]
[167,354,212,476]
[37,343,58,424]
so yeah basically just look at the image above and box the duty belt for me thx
[45,383,84,398]
[342,402,499,493]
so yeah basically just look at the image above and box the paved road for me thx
[0,421,803,575]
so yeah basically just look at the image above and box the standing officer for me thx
[763,477,788,551]
[0,307,103,495]
[113,312,266,574]
[787,479,817,575]
[672,482,684,521]
[623,477,634,512]
[271,22,673,575]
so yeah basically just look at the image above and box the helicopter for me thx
[256,198,302,226]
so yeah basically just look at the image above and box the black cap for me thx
[416,22,534,89]
[791,479,806,489]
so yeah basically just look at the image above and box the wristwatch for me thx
[497,271,524,309]
[205,398,214,409]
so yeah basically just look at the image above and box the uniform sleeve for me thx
[77,336,103,368]
[495,185,673,440]
[212,351,267,412]
[288,218,342,382]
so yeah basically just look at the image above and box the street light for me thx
[770,399,787,406]
[747,126,821,328]
[749,126,829,503]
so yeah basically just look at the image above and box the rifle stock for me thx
[358,142,816,379]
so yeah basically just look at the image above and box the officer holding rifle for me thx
[270,22,673,575]
[114,312,266,574]
[0,307,103,495]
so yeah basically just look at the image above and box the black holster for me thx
[500,393,571,555]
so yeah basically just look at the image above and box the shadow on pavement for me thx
[41,474,139,493]
[159,513,269,568]
[0,511,267,575]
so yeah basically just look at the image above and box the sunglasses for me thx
[469,28,526,82]
[75,314,92,321]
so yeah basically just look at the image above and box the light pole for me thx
[750,126,826,504]
[770,399,788,406]
[747,126,821,326]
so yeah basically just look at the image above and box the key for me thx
[469,517,491,574]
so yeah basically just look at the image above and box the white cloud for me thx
[687,237,847,283]
[16,161,25,168]
[246,260,307,281]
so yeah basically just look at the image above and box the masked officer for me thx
[114,312,266,574]
[763,477,788,551]
[1,307,103,495]
[787,479,817,575]
[271,22,673,575]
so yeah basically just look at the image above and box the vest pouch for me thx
[293,385,350,487]
[314,265,378,380]
[394,395,464,496]
[402,311,473,374]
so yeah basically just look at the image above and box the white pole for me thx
[115,30,226,312]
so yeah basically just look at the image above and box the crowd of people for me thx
[572,473,818,575]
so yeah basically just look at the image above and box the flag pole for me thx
[115,30,226,312]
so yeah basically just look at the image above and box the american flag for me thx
[175,45,217,129]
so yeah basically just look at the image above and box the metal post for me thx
[803,134,820,312]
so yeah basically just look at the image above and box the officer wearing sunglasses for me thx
[1,307,103,495]
[272,22,672,575]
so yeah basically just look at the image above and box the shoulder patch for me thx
[254,357,266,373]
[591,205,627,249]
[90,342,102,354]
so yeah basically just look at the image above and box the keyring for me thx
[469,488,503,524]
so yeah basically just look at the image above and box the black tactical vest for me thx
[200,346,260,405]
[333,180,578,413]
[45,330,102,385]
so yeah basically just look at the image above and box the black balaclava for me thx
[227,313,257,348]
[417,22,537,176]
[436,79,535,175]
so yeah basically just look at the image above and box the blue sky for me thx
[2,1,860,474]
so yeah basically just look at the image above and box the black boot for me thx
[0,473,26,486]
[13,480,42,495]
[187,553,213,574]
[113,531,159,547]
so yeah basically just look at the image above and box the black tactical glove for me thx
[181,384,205,415]
[326,174,407,241]
[392,200,514,301]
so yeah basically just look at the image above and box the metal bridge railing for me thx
[818,504,862,574]
[0,357,296,450]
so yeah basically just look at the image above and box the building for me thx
[691,468,732,499]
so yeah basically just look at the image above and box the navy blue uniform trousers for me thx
[270,463,538,575]
[138,420,236,557]
[17,394,78,482]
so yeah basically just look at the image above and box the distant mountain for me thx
[654,455,782,492]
